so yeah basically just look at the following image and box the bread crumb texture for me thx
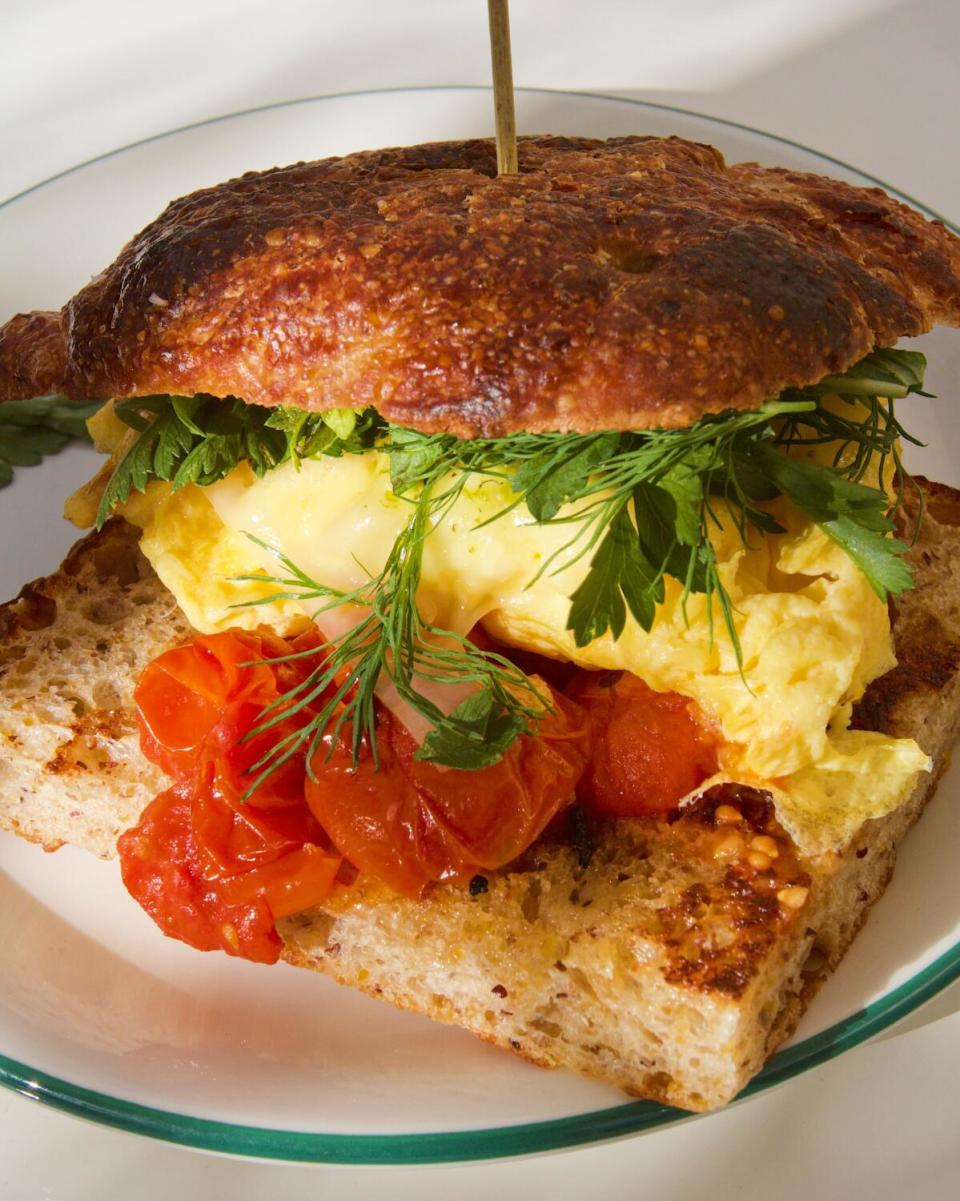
[0,521,186,856]
[2,480,959,1107]
[2,137,958,431]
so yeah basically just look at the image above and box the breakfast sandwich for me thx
[1,135,959,1111]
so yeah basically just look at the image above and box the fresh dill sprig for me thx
[378,353,922,656]
[86,349,929,776]
[233,486,549,793]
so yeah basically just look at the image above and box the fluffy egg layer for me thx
[70,409,929,857]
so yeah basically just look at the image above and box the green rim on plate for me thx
[2,943,957,1164]
[1,87,957,1163]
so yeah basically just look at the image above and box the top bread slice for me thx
[1,481,959,1110]
[2,137,960,436]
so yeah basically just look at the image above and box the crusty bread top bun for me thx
[2,136,959,433]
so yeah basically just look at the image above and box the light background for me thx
[1,2,958,1197]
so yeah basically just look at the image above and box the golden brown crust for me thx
[3,136,958,431]
[2,483,959,1109]
[0,311,67,402]
[278,480,960,1108]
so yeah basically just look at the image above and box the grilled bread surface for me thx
[2,137,959,435]
[1,481,958,1110]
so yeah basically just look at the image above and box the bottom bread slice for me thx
[1,481,959,1111]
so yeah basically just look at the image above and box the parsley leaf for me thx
[512,432,620,521]
[819,517,913,599]
[0,394,102,490]
[95,395,384,527]
[388,428,456,495]
[744,441,912,600]
[566,505,658,644]
[96,401,196,525]
[417,690,529,770]
[78,347,930,778]
[658,458,707,546]
[806,348,930,400]
[632,481,690,589]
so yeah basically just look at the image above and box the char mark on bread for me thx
[2,483,960,1109]
[2,136,959,430]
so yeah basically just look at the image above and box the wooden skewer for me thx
[487,0,518,175]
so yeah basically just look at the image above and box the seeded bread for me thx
[2,137,960,436]
[1,481,958,1110]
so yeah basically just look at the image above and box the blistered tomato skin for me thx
[123,623,719,958]
[304,688,591,899]
[121,630,341,963]
[134,629,314,806]
[118,779,284,964]
[569,672,718,817]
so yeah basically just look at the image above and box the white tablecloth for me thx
[2,2,958,1196]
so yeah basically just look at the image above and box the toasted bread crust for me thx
[1,480,958,1109]
[0,521,181,855]
[281,478,960,1108]
[2,136,959,431]
[0,311,67,402]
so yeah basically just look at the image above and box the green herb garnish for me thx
[234,509,548,791]
[94,395,384,527]
[88,349,928,776]
[0,394,102,489]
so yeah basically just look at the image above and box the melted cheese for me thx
[74,417,929,856]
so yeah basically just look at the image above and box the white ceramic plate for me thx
[1,87,958,1164]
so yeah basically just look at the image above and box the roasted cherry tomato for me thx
[118,774,339,964]
[122,628,341,962]
[304,687,591,899]
[135,628,325,808]
[568,671,718,817]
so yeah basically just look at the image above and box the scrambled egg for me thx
[70,408,929,857]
